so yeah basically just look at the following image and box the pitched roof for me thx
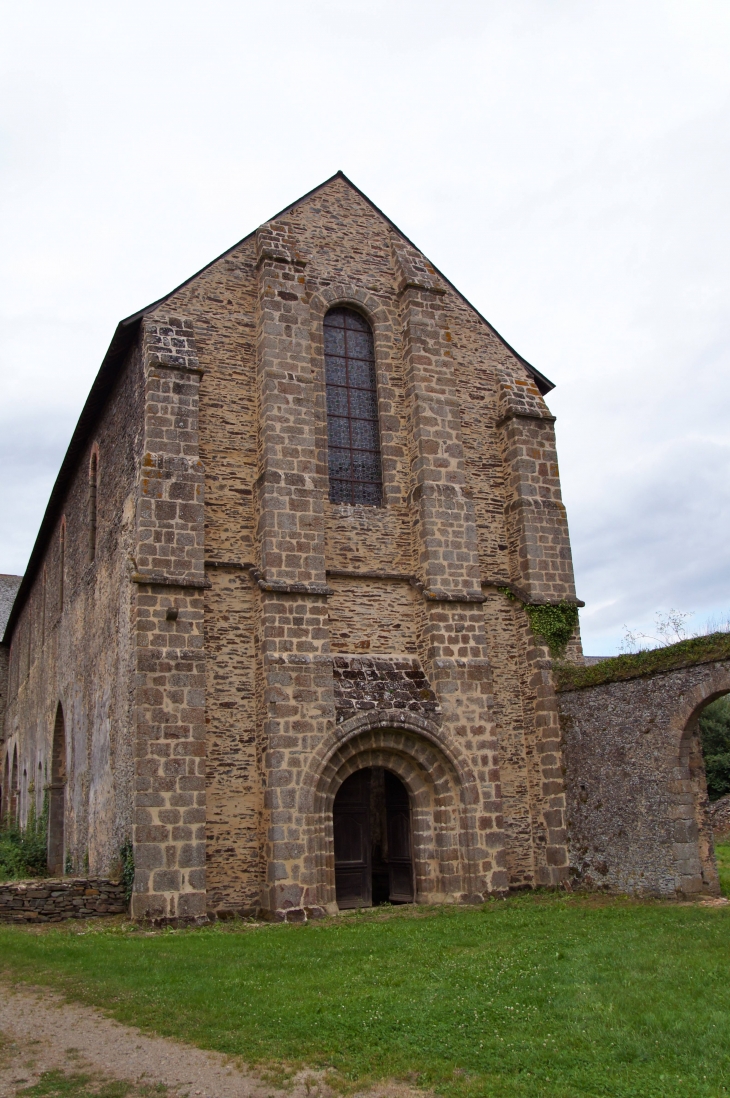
[3,171,554,644]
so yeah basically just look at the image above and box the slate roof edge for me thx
[2,170,553,645]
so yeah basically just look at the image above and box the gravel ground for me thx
[0,983,425,1098]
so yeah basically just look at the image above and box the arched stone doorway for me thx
[333,767,414,909]
[283,711,496,919]
[48,703,66,876]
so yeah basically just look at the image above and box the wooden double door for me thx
[333,767,414,909]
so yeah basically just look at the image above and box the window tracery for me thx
[324,307,382,506]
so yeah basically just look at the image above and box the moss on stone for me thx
[525,601,579,659]
[554,631,730,692]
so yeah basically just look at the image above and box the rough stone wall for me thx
[332,655,439,724]
[557,661,730,897]
[0,878,126,922]
[0,877,127,922]
[2,349,143,876]
[327,577,418,654]
[710,794,730,836]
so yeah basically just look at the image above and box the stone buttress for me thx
[131,316,208,922]
[496,367,580,884]
[394,237,508,897]
[253,225,336,915]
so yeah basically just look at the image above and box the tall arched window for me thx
[324,307,382,506]
[88,450,98,562]
[2,752,9,822]
[11,747,18,822]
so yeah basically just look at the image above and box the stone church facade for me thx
[3,171,685,922]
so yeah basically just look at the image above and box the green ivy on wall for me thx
[524,601,579,659]
[120,839,135,902]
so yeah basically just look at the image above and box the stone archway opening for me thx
[11,747,18,822]
[697,693,730,807]
[333,766,414,909]
[693,690,730,896]
[676,680,730,898]
[48,704,66,876]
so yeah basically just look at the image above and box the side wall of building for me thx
[0,644,8,817]
[2,349,144,876]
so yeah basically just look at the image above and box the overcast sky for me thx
[1,1,729,654]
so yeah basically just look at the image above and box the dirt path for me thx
[0,982,419,1098]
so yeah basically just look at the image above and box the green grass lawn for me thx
[1,893,729,1098]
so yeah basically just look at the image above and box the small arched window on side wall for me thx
[59,519,65,612]
[88,449,98,562]
[48,703,66,876]
[324,307,383,506]
[11,747,18,822]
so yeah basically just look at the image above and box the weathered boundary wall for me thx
[710,794,730,836]
[0,877,127,922]
[555,641,730,898]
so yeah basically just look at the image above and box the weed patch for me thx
[0,800,48,882]
[716,839,730,898]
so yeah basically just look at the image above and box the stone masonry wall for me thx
[710,794,730,836]
[0,877,127,923]
[557,660,730,897]
[332,655,439,724]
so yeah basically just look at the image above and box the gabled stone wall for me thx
[154,175,580,915]
[3,174,586,921]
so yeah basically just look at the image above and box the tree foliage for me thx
[700,695,730,802]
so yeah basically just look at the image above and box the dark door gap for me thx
[333,766,414,909]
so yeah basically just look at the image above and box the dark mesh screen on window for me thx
[324,307,383,506]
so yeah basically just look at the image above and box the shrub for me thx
[0,796,49,881]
